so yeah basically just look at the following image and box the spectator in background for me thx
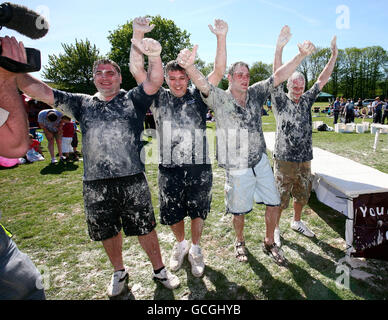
[71,120,81,160]
[60,115,75,161]
[144,108,156,129]
[333,97,341,124]
[372,97,383,124]
[344,98,355,123]
[38,109,65,164]
[356,98,363,109]
[25,133,45,163]
[266,98,272,111]
[382,98,388,124]
[206,109,213,121]
[340,97,346,120]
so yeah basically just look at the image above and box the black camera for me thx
[0,2,49,73]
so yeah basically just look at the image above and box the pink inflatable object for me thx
[0,156,20,167]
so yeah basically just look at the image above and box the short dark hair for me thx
[61,115,71,121]
[47,111,58,122]
[164,60,185,77]
[93,59,121,75]
[228,62,250,76]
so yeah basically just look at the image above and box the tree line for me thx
[42,15,388,99]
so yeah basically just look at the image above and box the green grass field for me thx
[1,109,387,300]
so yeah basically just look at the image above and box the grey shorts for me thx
[83,173,156,241]
[0,226,46,300]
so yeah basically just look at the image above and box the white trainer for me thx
[274,227,281,247]
[170,240,189,271]
[291,220,315,238]
[107,267,129,298]
[153,268,180,290]
[188,245,205,278]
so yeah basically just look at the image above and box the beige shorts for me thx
[274,160,312,210]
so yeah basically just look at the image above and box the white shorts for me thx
[62,137,73,153]
[225,153,280,215]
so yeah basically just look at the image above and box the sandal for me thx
[235,241,248,263]
[262,241,288,267]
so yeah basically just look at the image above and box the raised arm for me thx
[207,19,228,86]
[273,40,316,87]
[0,36,29,157]
[177,45,211,97]
[316,36,338,91]
[130,17,155,85]
[131,38,163,95]
[273,25,292,73]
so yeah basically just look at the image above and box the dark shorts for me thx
[158,164,212,225]
[83,173,156,241]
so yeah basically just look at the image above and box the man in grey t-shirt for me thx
[271,26,338,246]
[176,28,316,266]
[130,17,228,277]
[13,37,179,298]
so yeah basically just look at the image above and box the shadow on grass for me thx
[193,265,255,300]
[246,248,304,300]
[153,263,256,300]
[153,282,176,300]
[308,191,346,238]
[40,161,79,175]
[283,238,342,299]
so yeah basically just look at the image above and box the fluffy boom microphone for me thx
[0,2,49,72]
[0,2,49,39]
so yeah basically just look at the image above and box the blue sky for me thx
[4,0,388,80]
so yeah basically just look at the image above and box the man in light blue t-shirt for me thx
[37,109,64,163]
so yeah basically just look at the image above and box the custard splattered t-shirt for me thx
[271,82,321,162]
[53,85,154,181]
[201,76,273,170]
[151,86,209,167]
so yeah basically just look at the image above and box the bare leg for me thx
[102,232,124,272]
[170,220,185,242]
[191,218,204,245]
[293,201,303,221]
[138,229,164,270]
[45,132,55,160]
[264,206,280,245]
[275,208,283,228]
[55,135,63,158]
[232,215,245,243]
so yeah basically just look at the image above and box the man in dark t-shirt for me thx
[15,37,179,298]
[271,28,338,246]
[130,17,228,278]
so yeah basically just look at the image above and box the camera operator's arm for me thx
[16,73,54,106]
[0,37,29,157]
[1,37,55,106]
